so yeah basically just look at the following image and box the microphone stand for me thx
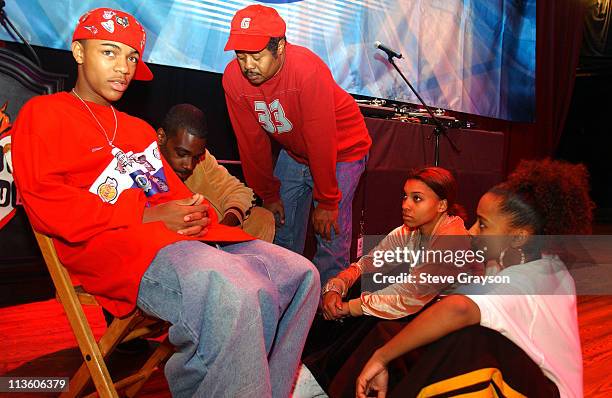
[385,55,459,166]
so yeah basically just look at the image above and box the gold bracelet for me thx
[322,279,343,297]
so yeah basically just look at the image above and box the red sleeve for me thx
[153,153,194,202]
[223,71,281,204]
[13,98,148,243]
[298,65,341,211]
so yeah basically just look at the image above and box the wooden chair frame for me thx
[33,230,173,397]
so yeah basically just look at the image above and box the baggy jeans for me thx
[136,239,320,397]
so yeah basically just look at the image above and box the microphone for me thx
[374,41,402,59]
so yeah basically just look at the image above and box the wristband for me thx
[224,208,244,228]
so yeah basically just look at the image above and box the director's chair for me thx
[33,230,174,398]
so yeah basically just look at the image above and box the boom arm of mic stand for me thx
[0,1,42,67]
[387,56,460,166]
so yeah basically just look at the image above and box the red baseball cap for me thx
[224,5,286,52]
[72,8,153,81]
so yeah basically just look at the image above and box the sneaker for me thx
[291,364,329,398]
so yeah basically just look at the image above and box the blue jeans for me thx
[136,240,320,398]
[273,150,367,285]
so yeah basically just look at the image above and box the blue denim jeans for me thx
[273,150,367,285]
[136,240,320,398]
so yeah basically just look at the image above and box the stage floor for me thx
[1,295,611,397]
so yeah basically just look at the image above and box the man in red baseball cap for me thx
[223,5,372,294]
[12,7,319,397]
[223,4,286,55]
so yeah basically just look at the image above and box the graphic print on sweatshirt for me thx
[89,141,169,203]
[254,99,293,134]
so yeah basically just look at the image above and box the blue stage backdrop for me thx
[0,0,536,121]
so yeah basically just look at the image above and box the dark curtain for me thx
[511,0,586,165]
[467,0,587,174]
[582,0,612,56]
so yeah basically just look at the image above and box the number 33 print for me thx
[254,99,293,134]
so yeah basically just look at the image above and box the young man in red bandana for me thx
[12,8,319,397]
[223,5,372,286]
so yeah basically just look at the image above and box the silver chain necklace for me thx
[71,88,118,149]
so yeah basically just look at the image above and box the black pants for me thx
[324,322,559,398]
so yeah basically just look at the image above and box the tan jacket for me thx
[184,149,255,221]
[184,150,275,242]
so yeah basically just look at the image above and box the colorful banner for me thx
[0,102,16,229]
[0,0,536,121]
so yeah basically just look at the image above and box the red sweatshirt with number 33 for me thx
[223,43,371,211]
